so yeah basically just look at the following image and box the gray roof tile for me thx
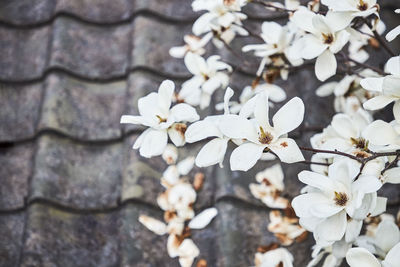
[50,17,131,79]
[30,135,123,209]
[0,82,43,142]
[0,212,25,267]
[20,203,120,267]
[0,25,51,81]
[0,0,56,26]
[0,143,34,210]
[38,74,126,140]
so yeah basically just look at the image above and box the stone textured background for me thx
[0,1,399,266]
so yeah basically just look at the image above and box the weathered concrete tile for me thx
[38,74,126,140]
[131,16,191,75]
[0,25,51,81]
[119,203,178,266]
[0,82,43,141]
[213,200,273,267]
[0,143,34,210]
[50,17,131,79]
[30,135,123,209]
[20,203,120,267]
[133,0,195,20]
[0,213,25,267]
[0,0,55,26]
[56,0,132,23]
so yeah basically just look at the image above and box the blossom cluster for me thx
[120,0,400,266]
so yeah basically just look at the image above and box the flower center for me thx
[358,0,368,11]
[334,191,348,206]
[322,33,334,44]
[258,127,273,144]
[350,137,369,150]
[156,115,167,123]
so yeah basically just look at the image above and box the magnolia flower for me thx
[178,52,231,109]
[185,88,234,167]
[162,144,179,165]
[292,159,383,246]
[346,244,400,267]
[386,9,400,42]
[362,120,400,150]
[361,56,400,122]
[242,21,303,76]
[268,210,306,246]
[355,215,400,259]
[121,80,199,158]
[219,93,305,171]
[249,164,290,209]
[290,8,351,81]
[216,83,287,114]
[254,247,294,267]
[169,34,213,58]
[321,0,379,18]
[192,0,248,47]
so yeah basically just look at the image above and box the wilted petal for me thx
[346,248,380,267]
[168,123,187,147]
[272,97,305,136]
[139,129,168,158]
[269,138,305,163]
[162,144,178,165]
[138,215,167,235]
[167,234,181,258]
[230,142,265,171]
[315,49,337,81]
[188,207,218,229]
[195,138,228,167]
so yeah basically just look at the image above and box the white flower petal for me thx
[170,103,200,123]
[382,243,400,267]
[360,77,384,92]
[298,170,335,192]
[168,123,187,147]
[138,215,167,235]
[386,25,400,42]
[195,138,228,167]
[219,114,258,142]
[188,207,218,229]
[120,115,144,125]
[363,95,396,110]
[316,82,338,97]
[385,56,400,75]
[292,192,332,218]
[158,80,175,115]
[139,129,168,158]
[315,210,347,242]
[346,248,380,267]
[230,142,265,171]
[269,138,305,163]
[362,120,398,146]
[331,113,359,139]
[301,35,329,59]
[384,167,400,184]
[374,219,400,253]
[185,119,221,143]
[315,49,337,81]
[272,97,305,136]
[177,157,195,175]
[254,92,270,128]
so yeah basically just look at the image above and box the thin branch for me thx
[381,154,400,175]
[298,146,362,162]
[362,18,395,57]
[298,160,330,166]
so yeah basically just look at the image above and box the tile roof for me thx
[0,0,399,266]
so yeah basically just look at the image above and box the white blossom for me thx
[386,9,400,42]
[178,52,231,109]
[292,159,384,246]
[169,34,213,58]
[361,56,400,122]
[322,0,379,18]
[290,8,352,81]
[254,247,294,267]
[121,80,199,158]
[219,92,305,171]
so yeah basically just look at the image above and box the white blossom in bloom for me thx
[362,120,400,151]
[268,0,300,10]
[292,159,384,246]
[321,0,379,18]
[120,80,199,158]
[386,9,400,42]
[215,83,287,114]
[290,8,351,81]
[254,247,294,267]
[178,52,231,109]
[219,93,305,171]
[346,244,400,267]
[169,34,213,58]
[249,164,290,209]
[185,88,234,167]
[242,21,303,76]
[268,210,306,246]
[192,0,248,47]
[361,56,400,122]
[354,215,400,261]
